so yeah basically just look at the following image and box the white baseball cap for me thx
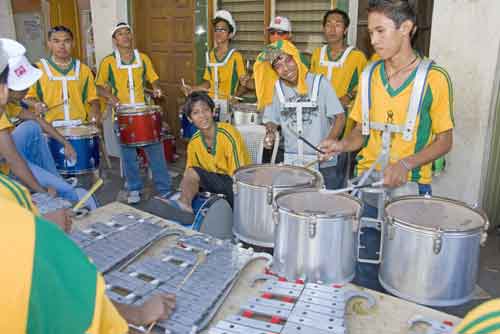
[8,55,42,91]
[0,38,41,91]
[214,10,237,38]
[268,16,292,32]
[111,22,132,37]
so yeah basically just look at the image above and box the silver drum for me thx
[379,196,489,306]
[273,189,362,284]
[231,103,262,126]
[233,164,322,248]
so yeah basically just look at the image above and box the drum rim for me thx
[233,163,321,189]
[55,125,100,138]
[116,109,161,115]
[274,188,362,219]
[385,195,488,234]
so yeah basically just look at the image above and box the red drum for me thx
[116,104,161,146]
[162,134,177,162]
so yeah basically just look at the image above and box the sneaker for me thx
[127,190,141,204]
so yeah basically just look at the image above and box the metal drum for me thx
[49,125,100,175]
[231,103,262,126]
[379,196,489,306]
[272,189,362,284]
[117,104,161,146]
[233,164,323,248]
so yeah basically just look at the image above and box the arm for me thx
[0,130,48,193]
[326,113,346,140]
[112,293,176,326]
[383,130,453,188]
[319,122,365,160]
[88,99,101,125]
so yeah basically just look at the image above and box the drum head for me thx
[276,190,361,217]
[232,103,257,113]
[117,104,160,114]
[385,197,486,232]
[234,164,319,188]
[57,125,99,137]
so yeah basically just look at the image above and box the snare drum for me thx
[231,103,262,126]
[379,196,489,306]
[162,134,177,162]
[116,104,162,146]
[233,164,323,248]
[49,125,100,175]
[191,192,233,239]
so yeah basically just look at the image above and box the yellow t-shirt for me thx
[310,46,367,99]
[0,103,25,175]
[203,49,246,99]
[350,61,454,184]
[96,51,159,104]
[186,122,250,176]
[454,298,500,334]
[0,174,38,215]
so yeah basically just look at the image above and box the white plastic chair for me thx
[236,124,279,164]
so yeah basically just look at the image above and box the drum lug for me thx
[272,209,280,225]
[266,186,274,205]
[308,217,317,239]
[481,231,488,246]
[433,230,443,254]
[387,220,396,240]
[232,181,238,195]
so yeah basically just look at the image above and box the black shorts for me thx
[192,167,234,207]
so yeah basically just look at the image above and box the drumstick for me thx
[327,180,384,195]
[304,159,319,169]
[287,125,326,154]
[145,251,207,333]
[72,178,103,212]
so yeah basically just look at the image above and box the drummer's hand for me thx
[46,187,57,197]
[44,208,73,233]
[161,121,170,133]
[64,142,77,162]
[230,96,241,105]
[339,95,352,109]
[108,95,120,108]
[383,161,409,188]
[181,84,193,97]
[153,88,163,99]
[318,138,344,161]
[33,102,48,117]
[239,74,252,89]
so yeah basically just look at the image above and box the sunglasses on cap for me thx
[214,27,229,33]
[269,30,288,36]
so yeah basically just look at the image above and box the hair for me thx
[0,65,8,85]
[322,9,350,28]
[183,91,215,119]
[367,0,417,28]
[112,22,131,38]
[213,18,234,34]
[48,25,74,40]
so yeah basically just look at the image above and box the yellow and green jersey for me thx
[203,48,246,99]
[0,103,25,175]
[0,198,128,333]
[26,58,98,123]
[0,174,38,215]
[186,122,250,176]
[350,61,454,184]
[96,50,159,105]
[454,299,500,334]
[310,46,367,99]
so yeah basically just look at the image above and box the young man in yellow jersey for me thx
[166,92,250,213]
[310,9,367,188]
[319,0,453,290]
[96,22,171,204]
[25,26,101,125]
[182,10,247,122]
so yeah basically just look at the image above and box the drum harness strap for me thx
[115,49,143,106]
[319,45,354,81]
[40,58,81,122]
[356,58,433,215]
[275,74,322,164]
[206,49,236,122]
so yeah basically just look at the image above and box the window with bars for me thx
[218,0,266,62]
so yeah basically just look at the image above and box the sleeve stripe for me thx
[217,127,240,168]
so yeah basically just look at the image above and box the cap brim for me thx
[111,24,132,37]
[8,59,42,91]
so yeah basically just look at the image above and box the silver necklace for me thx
[384,55,419,90]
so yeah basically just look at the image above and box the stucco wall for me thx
[429,0,500,205]
[0,0,16,39]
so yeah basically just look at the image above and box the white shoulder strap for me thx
[361,61,381,136]
[311,74,322,103]
[274,79,286,104]
[403,59,434,141]
[40,59,54,80]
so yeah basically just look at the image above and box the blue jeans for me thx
[11,121,78,202]
[354,183,432,291]
[120,142,171,195]
[320,152,348,190]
